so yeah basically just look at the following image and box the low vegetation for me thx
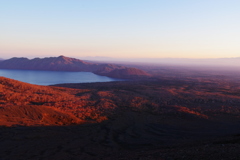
[1,75,240,127]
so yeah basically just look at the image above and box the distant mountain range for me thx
[81,56,240,67]
[0,56,150,79]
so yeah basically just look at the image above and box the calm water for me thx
[0,69,123,85]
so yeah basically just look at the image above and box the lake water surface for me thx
[0,69,123,85]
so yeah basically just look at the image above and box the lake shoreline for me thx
[0,69,124,85]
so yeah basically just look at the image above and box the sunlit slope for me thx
[1,76,240,127]
[0,77,105,126]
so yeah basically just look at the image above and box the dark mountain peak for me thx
[55,55,91,65]
[54,55,73,64]
[57,55,69,60]
[9,57,29,61]
[0,56,151,79]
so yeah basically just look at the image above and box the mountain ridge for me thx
[0,56,150,79]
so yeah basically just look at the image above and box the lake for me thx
[0,69,123,85]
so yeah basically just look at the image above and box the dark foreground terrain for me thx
[1,121,240,160]
[1,73,240,159]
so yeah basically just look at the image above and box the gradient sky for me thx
[1,0,240,59]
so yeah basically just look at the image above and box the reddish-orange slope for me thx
[0,77,106,126]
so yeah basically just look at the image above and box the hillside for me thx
[1,76,240,126]
[0,56,150,79]
[1,76,240,159]
[95,65,151,78]
[0,76,114,126]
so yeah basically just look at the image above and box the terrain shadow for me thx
[1,111,240,160]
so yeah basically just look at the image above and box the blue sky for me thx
[1,0,240,59]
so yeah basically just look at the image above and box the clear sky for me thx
[1,0,240,59]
